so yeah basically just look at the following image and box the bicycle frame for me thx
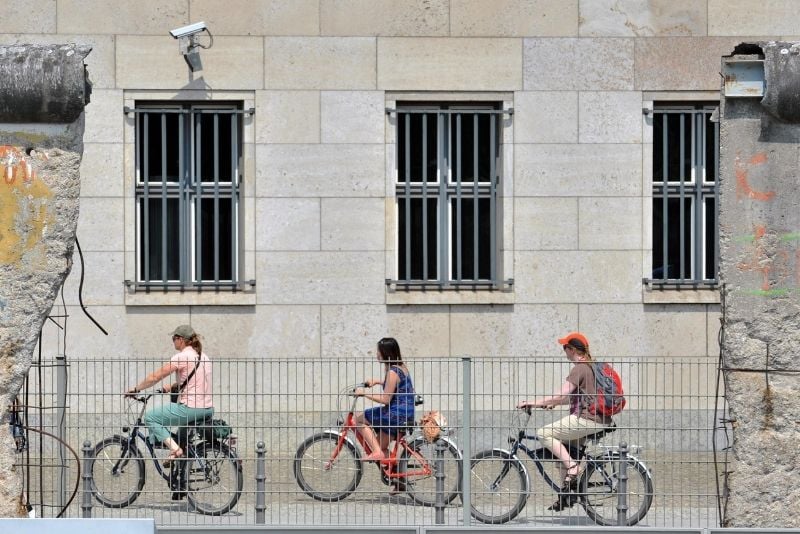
[500,411,611,494]
[328,385,433,482]
[113,394,193,482]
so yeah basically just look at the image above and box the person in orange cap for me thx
[517,332,613,511]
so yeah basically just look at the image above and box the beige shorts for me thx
[537,413,609,451]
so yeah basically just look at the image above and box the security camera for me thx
[169,21,207,39]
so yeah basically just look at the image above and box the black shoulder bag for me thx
[170,354,201,403]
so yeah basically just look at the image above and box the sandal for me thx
[362,451,385,462]
[162,447,184,468]
[562,461,582,487]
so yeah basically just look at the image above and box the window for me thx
[649,103,719,287]
[133,103,243,289]
[390,103,506,289]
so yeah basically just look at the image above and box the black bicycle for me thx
[89,392,243,515]
[470,408,653,525]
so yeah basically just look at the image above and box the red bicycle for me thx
[294,383,463,506]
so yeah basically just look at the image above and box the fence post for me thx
[461,356,472,526]
[434,438,446,524]
[255,441,266,524]
[616,441,629,526]
[81,440,93,518]
[56,355,67,513]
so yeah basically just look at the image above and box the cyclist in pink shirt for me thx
[125,325,214,464]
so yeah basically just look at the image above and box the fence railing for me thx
[11,356,728,528]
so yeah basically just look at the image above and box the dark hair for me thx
[567,339,592,361]
[377,337,403,365]
[186,334,203,356]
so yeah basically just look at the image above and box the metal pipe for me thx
[255,441,266,524]
[617,442,629,526]
[56,355,67,513]
[434,438,446,524]
[81,440,93,518]
[462,356,472,525]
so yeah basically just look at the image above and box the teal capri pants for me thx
[143,403,214,444]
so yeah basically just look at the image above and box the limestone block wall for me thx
[1,2,791,379]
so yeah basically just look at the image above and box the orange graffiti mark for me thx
[735,151,775,201]
[0,145,48,185]
[737,224,790,291]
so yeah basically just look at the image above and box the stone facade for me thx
[4,2,796,524]
[3,1,776,362]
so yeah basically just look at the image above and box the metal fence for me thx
[12,356,728,528]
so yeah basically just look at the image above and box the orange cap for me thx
[558,332,589,350]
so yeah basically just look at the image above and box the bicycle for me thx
[470,408,654,525]
[89,391,244,515]
[294,383,463,506]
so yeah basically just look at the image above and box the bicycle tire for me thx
[186,440,243,515]
[580,455,654,526]
[90,435,145,508]
[470,449,529,524]
[400,436,462,506]
[294,432,363,502]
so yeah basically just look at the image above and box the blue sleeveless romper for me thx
[364,366,415,437]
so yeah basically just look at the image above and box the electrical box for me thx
[723,58,765,97]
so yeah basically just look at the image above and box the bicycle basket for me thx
[420,410,447,443]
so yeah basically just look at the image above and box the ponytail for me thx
[187,334,202,355]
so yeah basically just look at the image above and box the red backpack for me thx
[587,362,626,417]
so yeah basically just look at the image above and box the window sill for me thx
[125,289,256,306]
[642,285,720,305]
[386,288,515,305]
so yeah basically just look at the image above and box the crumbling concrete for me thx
[719,41,800,527]
[0,44,89,517]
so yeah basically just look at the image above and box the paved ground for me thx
[41,450,721,528]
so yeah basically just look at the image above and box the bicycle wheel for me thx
[294,432,363,501]
[185,440,243,515]
[470,449,529,524]
[400,436,462,506]
[90,436,145,508]
[580,455,654,526]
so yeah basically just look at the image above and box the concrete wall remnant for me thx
[0,44,90,517]
[719,41,800,527]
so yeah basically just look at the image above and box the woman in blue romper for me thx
[354,337,415,463]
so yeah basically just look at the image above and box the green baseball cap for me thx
[170,324,195,339]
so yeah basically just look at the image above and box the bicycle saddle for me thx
[586,422,617,442]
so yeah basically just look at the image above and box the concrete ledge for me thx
[0,519,154,533]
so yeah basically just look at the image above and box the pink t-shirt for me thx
[171,347,213,409]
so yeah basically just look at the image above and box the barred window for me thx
[651,103,719,286]
[134,103,243,290]
[391,103,504,288]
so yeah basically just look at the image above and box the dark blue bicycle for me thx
[89,391,243,515]
[470,408,653,525]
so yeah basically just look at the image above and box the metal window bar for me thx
[648,106,719,288]
[455,112,462,282]
[389,106,510,289]
[133,104,243,290]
